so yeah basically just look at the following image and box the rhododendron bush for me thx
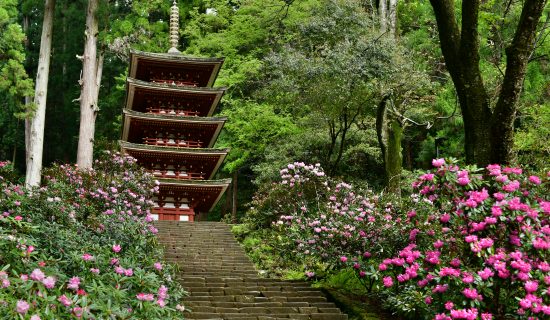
[0,153,185,319]
[266,160,549,319]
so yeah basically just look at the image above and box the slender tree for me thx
[25,0,56,187]
[76,0,102,168]
[429,0,547,166]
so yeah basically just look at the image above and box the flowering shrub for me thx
[0,152,185,318]
[266,159,549,319]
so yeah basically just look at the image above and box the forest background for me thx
[0,0,548,218]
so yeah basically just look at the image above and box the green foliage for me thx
[218,100,299,173]
[0,0,34,116]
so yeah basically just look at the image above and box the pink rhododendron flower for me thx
[81,253,93,261]
[58,295,72,307]
[136,293,154,301]
[42,276,56,289]
[67,277,80,290]
[382,276,393,287]
[16,300,30,314]
[90,268,100,274]
[124,268,133,276]
[445,301,454,310]
[528,175,541,185]
[340,256,348,263]
[30,269,45,282]
[462,288,482,300]
[112,244,121,253]
[524,280,538,293]
[432,158,445,167]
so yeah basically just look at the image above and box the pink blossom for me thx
[502,180,520,192]
[16,300,30,314]
[67,277,80,290]
[136,293,155,301]
[124,268,133,276]
[112,244,121,253]
[458,177,470,186]
[524,280,538,293]
[462,288,482,300]
[154,262,162,270]
[481,313,493,320]
[81,253,93,261]
[90,268,100,274]
[340,256,348,263]
[532,237,550,249]
[445,301,454,310]
[42,276,56,289]
[528,175,541,185]
[158,285,168,300]
[30,269,45,282]
[440,213,451,223]
[114,266,124,275]
[382,276,393,287]
[432,158,446,167]
[30,315,41,320]
[58,294,72,307]
[477,268,495,280]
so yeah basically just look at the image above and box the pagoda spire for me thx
[168,0,180,54]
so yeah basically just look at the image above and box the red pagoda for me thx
[119,3,230,221]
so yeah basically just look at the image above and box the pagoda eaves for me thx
[125,77,226,117]
[121,109,226,148]
[129,50,224,87]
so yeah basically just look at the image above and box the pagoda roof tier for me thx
[125,77,225,117]
[121,109,226,148]
[120,141,228,180]
[156,179,231,213]
[128,50,224,87]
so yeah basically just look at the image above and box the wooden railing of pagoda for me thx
[143,137,203,148]
[151,170,205,180]
[146,107,200,117]
[152,206,195,221]
[151,79,197,87]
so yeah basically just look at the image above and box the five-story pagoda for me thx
[119,1,230,221]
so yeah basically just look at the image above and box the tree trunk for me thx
[429,0,546,166]
[76,0,100,169]
[232,170,238,223]
[490,0,547,164]
[389,0,397,37]
[379,0,387,33]
[25,0,56,187]
[376,96,402,195]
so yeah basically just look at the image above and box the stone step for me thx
[156,222,347,320]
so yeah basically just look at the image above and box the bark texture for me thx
[25,0,56,187]
[376,97,403,195]
[379,0,387,33]
[429,0,547,166]
[76,0,101,169]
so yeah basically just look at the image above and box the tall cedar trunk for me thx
[232,171,238,223]
[429,0,546,166]
[379,0,387,33]
[389,0,397,37]
[25,0,56,187]
[376,97,403,195]
[76,0,100,169]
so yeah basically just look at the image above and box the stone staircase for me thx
[155,221,348,320]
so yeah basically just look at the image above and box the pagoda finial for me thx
[168,0,180,54]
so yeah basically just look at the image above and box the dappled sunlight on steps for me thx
[155,221,348,320]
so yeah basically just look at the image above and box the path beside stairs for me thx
[155,221,348,320]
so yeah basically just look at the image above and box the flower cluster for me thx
[267,159,549,319]
[0,152,185,318]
